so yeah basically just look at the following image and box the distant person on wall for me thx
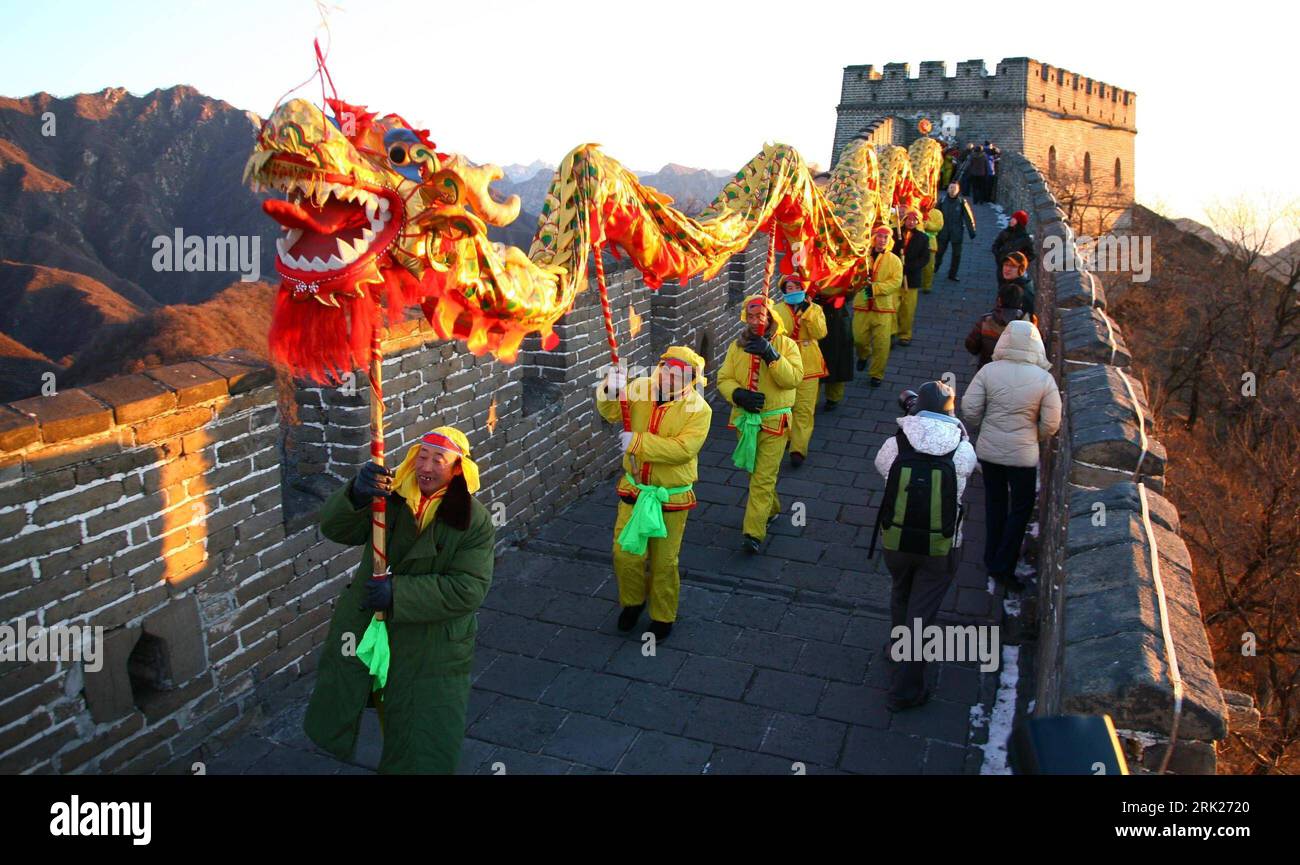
[853,225,903,387]
[773,275,827,468]
[871,380,977,711]
[985,142,1001,203]
[957,142,977,193]
[964,282,1034,368]
[597,347,712,641]
[997,251,1036,317]
[992,210,1036,274]
[935,181,977,282]
[919,197,944,294]
[960,321,1062,591]
[966,145,987,203]
[892,209,931,347]
[305,426,495,774]
[719,295,803,555]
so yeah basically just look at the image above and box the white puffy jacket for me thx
[960,319,1062,468]
[874,413,977,547]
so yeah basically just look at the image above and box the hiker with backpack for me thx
[870,380,977,712]
[960,320,1062,592]
[964,282,1035,368]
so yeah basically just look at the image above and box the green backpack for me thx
[871,431,962,557]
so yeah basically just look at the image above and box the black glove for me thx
[732,388,766,413]
[363,575,393,613]
[349,461,393,508]
[744,334,780,364]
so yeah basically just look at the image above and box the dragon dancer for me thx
[306,426,494,774]
[853,226,903,387]
[719,295,803,554]
[597,348,712,641]
[773,275,827,467]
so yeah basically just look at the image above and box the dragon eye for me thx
[389,145,408,165]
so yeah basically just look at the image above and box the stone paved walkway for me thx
[207,202,1024,775]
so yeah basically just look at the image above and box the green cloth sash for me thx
[356,616,390,691]
[731,407,792,472]
[617,472,692,556]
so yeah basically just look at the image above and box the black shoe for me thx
[897,339,911,347]
[823,400,839,412]
[856,359,868,372]
[887,688,932,713]
[790,452,805,468]
[870,377,883,388]
[947,274,959,282]
[617,603,645,632]
[648,620,673,641]
[743,535,761,555]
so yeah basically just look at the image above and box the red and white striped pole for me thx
[368,324,388,622]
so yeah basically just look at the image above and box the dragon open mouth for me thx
[259,160,402,282]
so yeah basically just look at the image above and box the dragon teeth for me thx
[284,228,302,249]
[336,238,359,264]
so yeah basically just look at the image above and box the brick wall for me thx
[997,152,1228,773]
[0,239,761,773]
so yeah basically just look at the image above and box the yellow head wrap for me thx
[392,426,480,530]
[659,345,707,390]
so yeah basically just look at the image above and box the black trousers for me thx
[884,549,958,701]
[979,460,1038,578]
[935,237,964,277]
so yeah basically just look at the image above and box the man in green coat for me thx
[304,425,495,774]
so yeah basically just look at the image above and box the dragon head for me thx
[245,97,546,379]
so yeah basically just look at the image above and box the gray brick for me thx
[604,641,687,685]
[474,654,564,701]
[684,696,772,750]
[538,627,623,668]
[840,727,928,774]
[759,712,847,767]
[717,594,787,631]
[610,681,698,735]
[729,630,806,671]
[617,731,712,775]
[468,695,567,752]
[795,641,871,684]
[542,714,637,770]
[673,656,754,700]
[778,606,850,643]
[744,669,825,714]
[706,747,801,775]
[539,667,629,716]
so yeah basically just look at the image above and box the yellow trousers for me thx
[921,251,936,292]
[853,310,894,379]
[789,378,820,457]
[612,502,689,622]
[740,429,788,540]
[897,287,919,342]
[823,380,845,403]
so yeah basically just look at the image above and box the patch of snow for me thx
[978,644,1020,775]
[969,702,989,729]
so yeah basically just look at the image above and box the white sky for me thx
[2,0,1298,246]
